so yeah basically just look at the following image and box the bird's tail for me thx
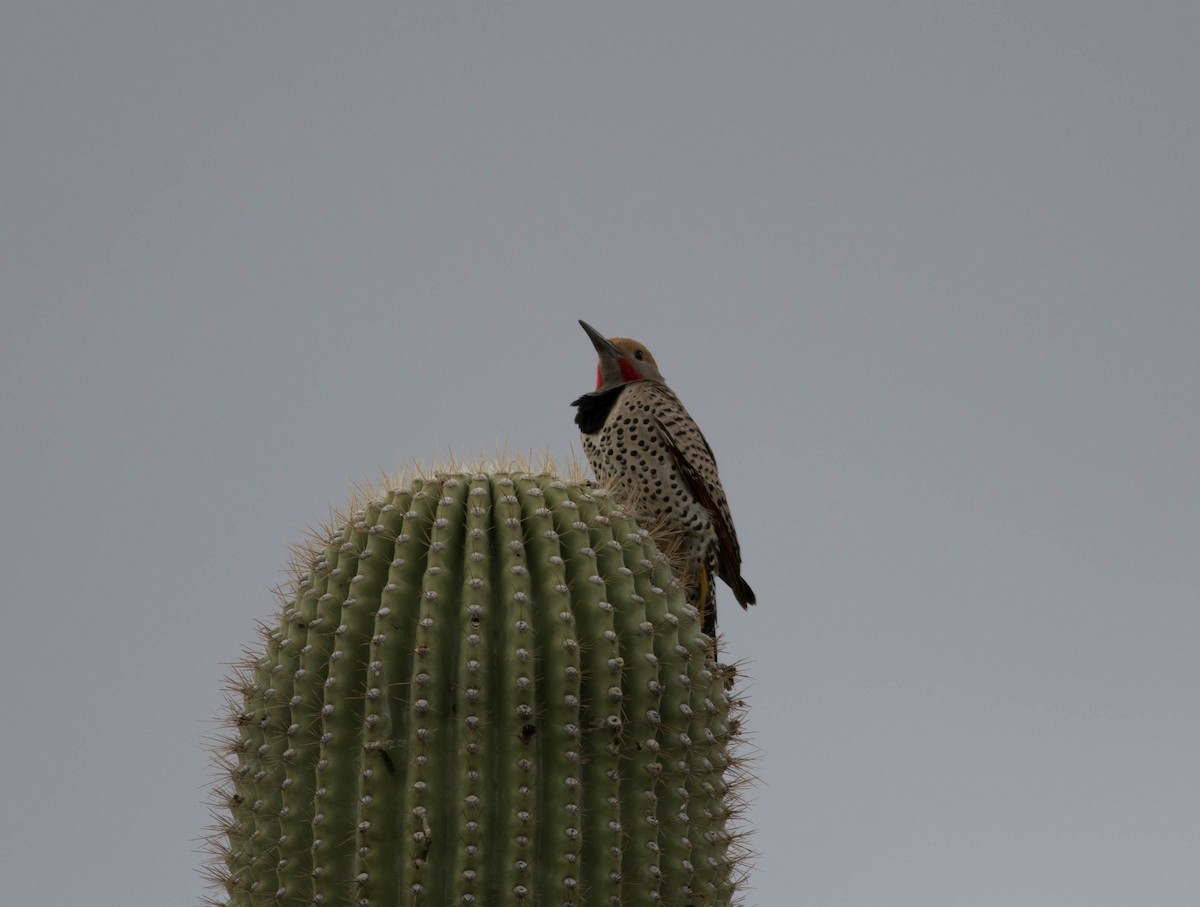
[722,567,756,610]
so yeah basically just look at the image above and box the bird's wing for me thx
[650,394,753,607]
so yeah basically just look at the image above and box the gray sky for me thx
[2,3,1197,904]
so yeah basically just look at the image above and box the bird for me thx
[571,319,755,635]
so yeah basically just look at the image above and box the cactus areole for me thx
[205,472,748,906]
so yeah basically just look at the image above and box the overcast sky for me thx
[2,4,1197,905]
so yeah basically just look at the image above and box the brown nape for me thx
[607,337,659,368]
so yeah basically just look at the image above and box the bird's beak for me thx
[579,320,624,359]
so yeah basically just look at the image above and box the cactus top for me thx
[205,472,749,907]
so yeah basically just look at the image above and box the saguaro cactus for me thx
[204,470,749,906]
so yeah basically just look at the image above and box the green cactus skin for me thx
[206,472,748,907]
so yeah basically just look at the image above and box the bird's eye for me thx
[634,349,645,360]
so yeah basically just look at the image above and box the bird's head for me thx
[579,320,665,390]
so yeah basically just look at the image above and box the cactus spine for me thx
[205,471,748,906]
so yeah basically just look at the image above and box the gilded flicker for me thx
[571,319,755,635]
